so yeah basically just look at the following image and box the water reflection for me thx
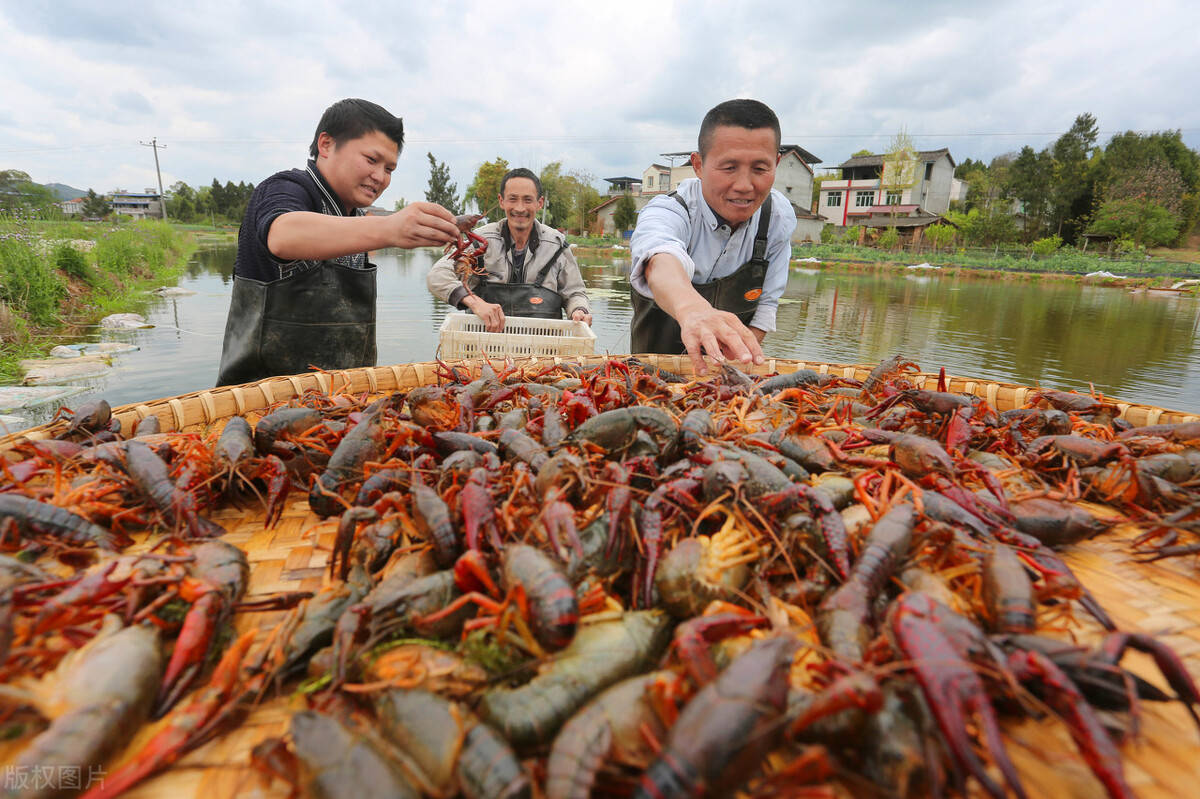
[45,245,1200,414]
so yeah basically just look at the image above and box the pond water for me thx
[23,245,1200,419]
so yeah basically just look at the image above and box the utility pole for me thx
[139,138,168,221]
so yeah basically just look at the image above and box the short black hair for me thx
[308,99,404,159]
[697,99,781,157]
[499,168,542,198]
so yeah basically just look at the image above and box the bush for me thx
[1089,198,1180,247]
[54,242,95,284]
[93,229,140,276]
[876,228,900,250]
[1030,235,1063,257]
[92,220,185,278]
[0,235,66,326]
[925,223,956,251]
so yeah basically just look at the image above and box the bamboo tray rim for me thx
[2,355,1196,450]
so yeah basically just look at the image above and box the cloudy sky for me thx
[2,0,1196,207]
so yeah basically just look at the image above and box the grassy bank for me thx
[794,242,1200,280]
[0,218,197,382]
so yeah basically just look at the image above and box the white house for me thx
[640,164,671,194]
[818,148,958,225]
[108,189,164,219]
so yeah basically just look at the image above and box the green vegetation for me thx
[793,241,1200,278]
[876,227,899,250]
[0,219,195,381]
[952,117,1199,248]
[612,193,638,233]
[539,163,602,234]
[1088,198,1180,247]
[465,157,509,215]
[164,179,254,225]
[568,233,626,248]
[424,152,461,215]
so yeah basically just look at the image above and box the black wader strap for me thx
[751,194,772,262]
[669,191,688,211]
[531,241,569,287]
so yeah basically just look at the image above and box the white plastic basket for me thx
[437,312,597,359]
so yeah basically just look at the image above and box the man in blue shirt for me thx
[630,99,796,375]
[217,98,461,386]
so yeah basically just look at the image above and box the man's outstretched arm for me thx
[268,201,460,261]
[643,253,764,375]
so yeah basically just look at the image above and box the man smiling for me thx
[630,99,796,374]
[217,98,461,386]
[427,167,591,332]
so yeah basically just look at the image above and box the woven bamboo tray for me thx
[2,357,1198,799]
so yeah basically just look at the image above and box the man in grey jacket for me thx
[427,168,591,332]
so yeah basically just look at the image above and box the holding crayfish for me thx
[427,168,593,332]
[217,98,464,387]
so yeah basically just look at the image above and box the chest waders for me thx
[473,241,569,319]
[216,260,377,386]
[630,193,772,355]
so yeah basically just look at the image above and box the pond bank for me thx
[0,219,197,382]
[788,258,1200,290]
[572,243,1199,290]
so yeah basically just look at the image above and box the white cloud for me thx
[0,0,1195,201]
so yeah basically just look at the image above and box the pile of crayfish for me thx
[1,354,1199,799]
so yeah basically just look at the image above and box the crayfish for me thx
[448,213,488,298]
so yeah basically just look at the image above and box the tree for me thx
[536,164,601,232]
[566,170,602,234]
[613,193,638,232]
[1008,145,1053,240]
[880,128,918,218]
[465,157,509,216]
[210,179,228,217]
[850,149,873,158]
[539,162,569,226]
[165,180,196,222]
[1088,198,1180,247]
[1047,112,1099,242]
[393,197,407,212]
[1098,129,1200,245]
[945,207,1018,246]
[424,152,460,214]
[955,158,984,178]
[81,189,111,219]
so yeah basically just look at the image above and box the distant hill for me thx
[42,182,88,201]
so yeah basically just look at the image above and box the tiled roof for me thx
[838,148,953,169]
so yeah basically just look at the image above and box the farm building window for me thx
[826,193,842,207]
[885,191,902,205]
[855,191,874,207]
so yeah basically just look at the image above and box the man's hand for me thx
[571,308,593,326]
[677,304,764,376]
[643,254,763,376]
[387,201,460,248]
[463,295,505,332]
